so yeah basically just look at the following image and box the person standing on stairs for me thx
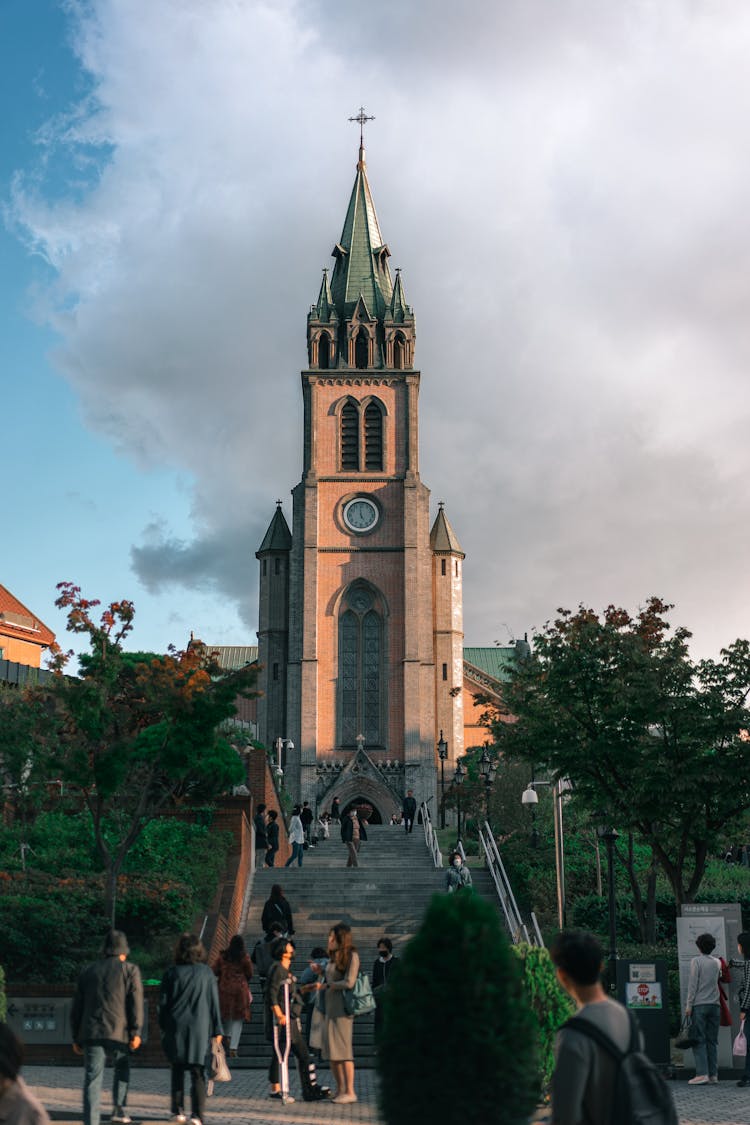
[330,797,341,823]
[264,939,330,1102]
[401,790,417,834]
[285,807,305,868]
[253,804,267,869]
[372,938,399,1037]
[212,935,253,1058]
[320,923,360,1104]
[341,809,360,867]
[264,810,280,867]
[261,885,295,938]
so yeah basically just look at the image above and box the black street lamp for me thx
[453,758,466,845]
[437,730,448,829]
[478,743,497,822]
[597,824,620,989]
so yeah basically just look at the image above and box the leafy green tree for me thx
[45,583,257,924]
[489,597,750,909]
[378,891,539,1125]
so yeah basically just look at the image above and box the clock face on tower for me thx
[342,496,379,533]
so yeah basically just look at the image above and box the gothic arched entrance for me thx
[342,797,383,824]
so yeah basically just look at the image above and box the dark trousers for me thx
[83,1042,130,1125]
[269,1017,319,1099]
[265,846,278,867]
[404,817,414,833]
[170,1062,206,1122]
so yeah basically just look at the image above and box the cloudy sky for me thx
[3,0,750,661]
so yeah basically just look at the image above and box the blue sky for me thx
[3,0,750,664]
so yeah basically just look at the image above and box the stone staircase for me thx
[233,824,499,1068]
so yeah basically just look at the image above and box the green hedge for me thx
[0,963,6,1021]
[378,892,539,1125]
[513,943,574,1088]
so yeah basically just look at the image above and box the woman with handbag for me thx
[730,931,750,1086]
[319,923,360,1104]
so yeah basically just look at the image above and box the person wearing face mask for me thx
[445,850,472,892]
[372,939,399,1036]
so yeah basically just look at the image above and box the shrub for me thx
[378,891,539,1125]
[0,964,5,1020]
[513,943,574,1088]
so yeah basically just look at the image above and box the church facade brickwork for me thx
[256,138,465,820]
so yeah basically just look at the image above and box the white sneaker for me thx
[688,1075,709,1085]
[170,1116,187,1123]
[709,1076,719,1083]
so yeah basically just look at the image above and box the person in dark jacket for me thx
[252,923,285,998]
[264,810,280,867]
[401,791,417,833]
[299,802,314,846]
[159,933,222,1125]
[264,939,329,1102]
[261,885,294,938]
[371,938,399,1036]
[330,798,341,823]
[341,809,359,867]
[730,931,750,1086]
[253,803,268,868]
[71,929,143,1125]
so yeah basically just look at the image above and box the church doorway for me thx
[342,798,383,825]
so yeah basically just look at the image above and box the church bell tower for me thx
[257,124,463,819]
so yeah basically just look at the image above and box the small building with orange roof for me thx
[0,585,56,669]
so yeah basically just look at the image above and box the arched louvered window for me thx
[355,329,369,370]
[393,332,406,370]
[319,332,331,370]
[364,402,383,470]
[338,589,383,747]
[341,402,359,470]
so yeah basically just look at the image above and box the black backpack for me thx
[564,1011,678,1125]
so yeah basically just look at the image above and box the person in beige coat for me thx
[320,923,360,1104]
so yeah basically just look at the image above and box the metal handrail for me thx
[479,819,543,946]
[420,801,444,868]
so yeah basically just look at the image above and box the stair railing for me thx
[478,819,543,946]
[420,801,444,868]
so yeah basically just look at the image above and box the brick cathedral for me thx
[254,135,506,822]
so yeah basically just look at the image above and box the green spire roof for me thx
[387,269,409,322]
[430,503,465,557]
[257,503,292,554]
[330,143,394,319]
[312,268,336,322]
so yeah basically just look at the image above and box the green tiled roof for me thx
[330,144,393,319]
[463,646,518,684]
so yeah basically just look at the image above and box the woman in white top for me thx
[284,807,305,868]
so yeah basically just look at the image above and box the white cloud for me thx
[8,0,750,657]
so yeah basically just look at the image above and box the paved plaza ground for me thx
[23,1063,750,1125]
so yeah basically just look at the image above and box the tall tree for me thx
[47,583,257,923]
[489,597,750,906]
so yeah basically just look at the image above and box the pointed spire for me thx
[312,268,336,322]
[257,502,292,555]
[330,142,393,319]
[430,502,465,557]
[388,268,409,321]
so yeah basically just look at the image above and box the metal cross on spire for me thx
[348,106,375,146]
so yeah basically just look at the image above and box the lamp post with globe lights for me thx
[437,730,448,829]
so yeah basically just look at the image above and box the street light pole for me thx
[453,758,466,846]
[437,730,448,829]
[478,743,497,826]
[521,777,567,930]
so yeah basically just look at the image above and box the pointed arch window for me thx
[341,402,359,469]
[338,588,383,747]
[339,397,385,472]
[355,329,369,370]
[364,403,383,470]
[393,332,406,370]
[319,332,331,370]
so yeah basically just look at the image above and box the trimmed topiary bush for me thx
[512,943,574,1088]
[378,891,540,1125]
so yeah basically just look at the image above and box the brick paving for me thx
[24,1063,750,1125]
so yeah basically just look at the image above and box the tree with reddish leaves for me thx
[488,597,750,915]
[47,583,257,925]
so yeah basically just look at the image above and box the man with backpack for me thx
[549,930,677,1125]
